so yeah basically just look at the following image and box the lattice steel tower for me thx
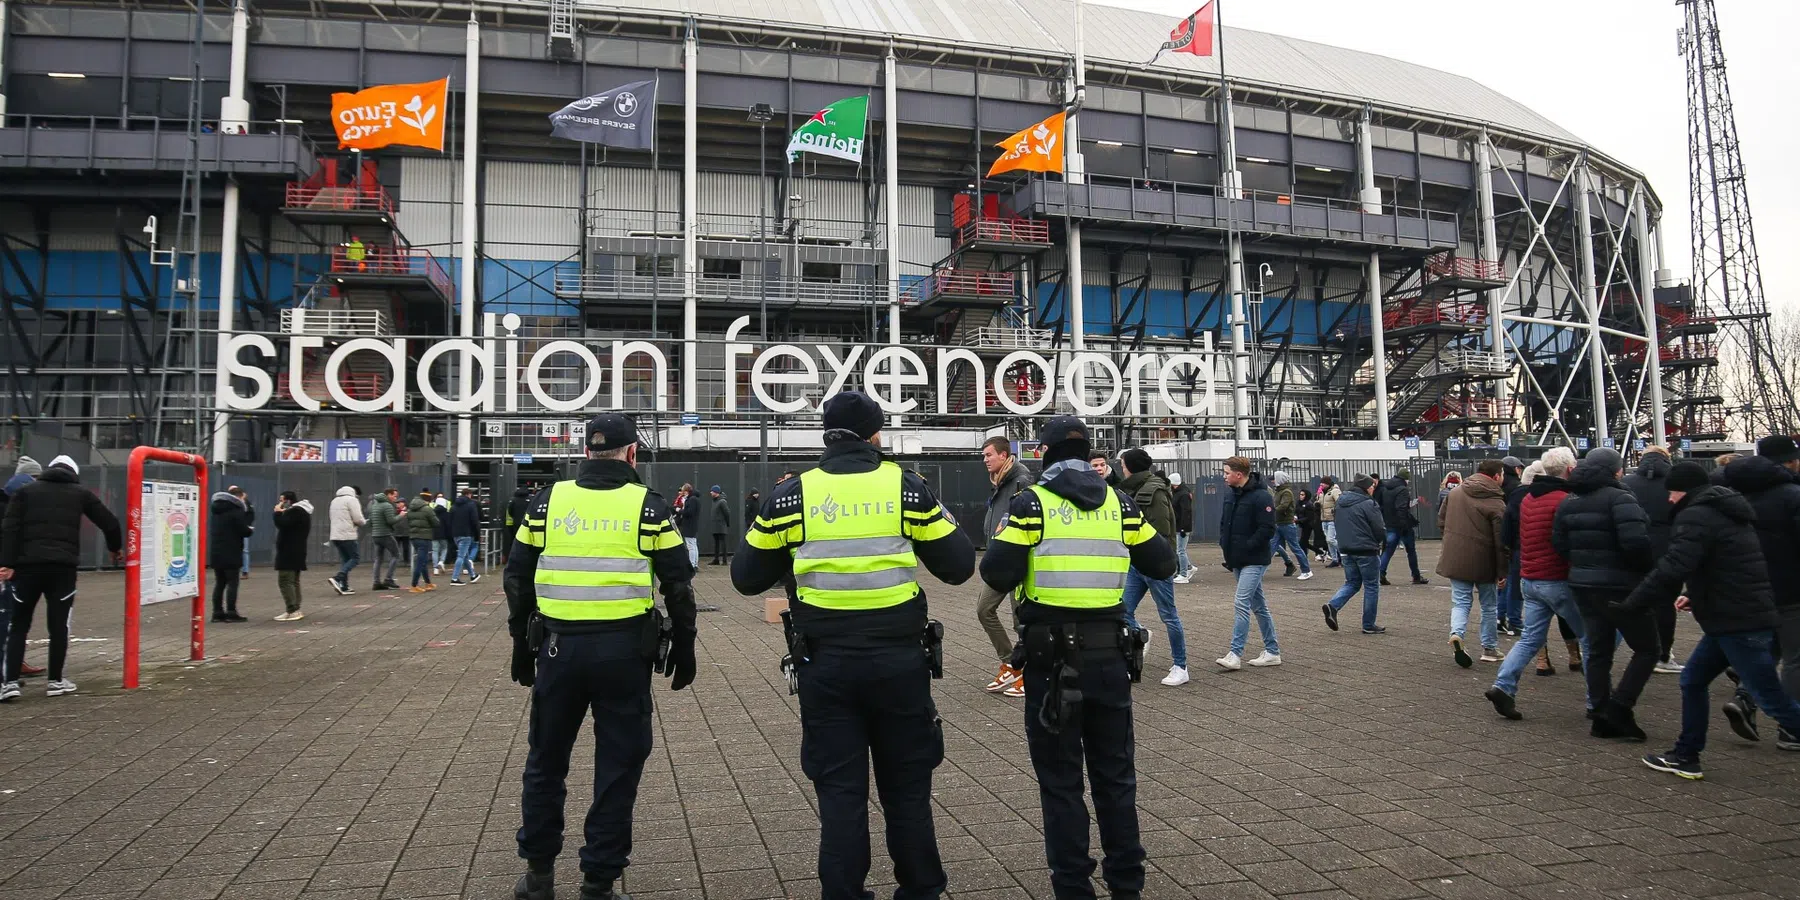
[1679,0,1796,437]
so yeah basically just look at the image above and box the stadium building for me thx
[0,0,1712,466]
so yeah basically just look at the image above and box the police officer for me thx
[731,391,975,900]
[507,413,698,900]
[979,416,1175,900]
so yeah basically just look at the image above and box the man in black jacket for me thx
[502,485,532,564]
[1378,470,1426,586]
[1218,457,1283,669]
[1553,447,1658,740]
[208,490,255,623]
[1171,473,1197,582]
[1625,462,1800,779]
[0,455,123,701]
[1323,474,1388,634]
[272,491,313,622]
[1623,446,1679,671]
[1714,438,1800,742]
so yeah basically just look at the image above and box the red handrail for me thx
[957,218,1050,247]
[328,245,454,299]
[1382,300,1488,329]
[284,181,398,216]
[1424,255,1506,282]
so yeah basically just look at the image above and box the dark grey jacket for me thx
[982,460,1036,544]
[1333,488,1387,555]
[708,495,731,534]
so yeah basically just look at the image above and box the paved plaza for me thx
[2,544,1798,900]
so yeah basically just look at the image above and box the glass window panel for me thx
[366,23,422,52]
[586,37,637,64]
[698,45,742,73]
[979,73,1022,101]
[483,30,542,59]
[638,41,680,68]
[839,59,879,86]
[131,11,190,40]
[1291,113,1324,139]
[1525,154,1550,176]
[931,68,973,94]
[69,9,128,38]
[742,50,787,78]
[1181,97,1214,122]
[419,25,464,55]
[1383,127,1415,151]
[1144,93,1181,119]
[12,8,73,36]
[309,21,362,48]
[792,54,837,82]
[203,14,231,42]
[896,64,931,90]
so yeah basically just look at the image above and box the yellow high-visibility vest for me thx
[791,463,919,611]
[530,482,654,622]
[1021,484,1131,608]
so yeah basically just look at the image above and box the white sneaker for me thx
[1216,652,1243,671]
[1297,571,1315,581]
[1161,666,1190,686]
[1185,565,1200,579]
[0,682,19,702]
[1248,651,1283,667]
[274,611,305,622]
[46,679,77,697]
[1172,574,1190,584]
[1654,661,1684,674]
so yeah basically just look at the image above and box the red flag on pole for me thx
[1154,2,1216,61]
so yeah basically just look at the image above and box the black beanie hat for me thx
[1666,461,1710,493]
[1120,448,1153,477]
[820,391,884,441]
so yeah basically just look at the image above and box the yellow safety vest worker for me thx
[1013,484,1149,609]
[345,239,366,261]
[515,482,665,622]
[788,463,920,611]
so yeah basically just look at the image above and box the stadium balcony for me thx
[0,114,317,180]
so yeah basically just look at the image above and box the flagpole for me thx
[1066,0,1087,398]
[1213,0,1252,445]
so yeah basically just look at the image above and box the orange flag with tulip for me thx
[986,112,1066,178]
[330,78,449,151]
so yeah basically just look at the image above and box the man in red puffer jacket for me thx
[1486,447,1587,720]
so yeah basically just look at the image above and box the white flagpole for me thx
[1214,0,1253,444]
[1067,0,1087,393]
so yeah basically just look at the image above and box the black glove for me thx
[511,638,536,687]
[662,627,697,691]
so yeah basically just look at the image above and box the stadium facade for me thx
[0,0,1713,465]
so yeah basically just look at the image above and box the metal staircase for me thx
[1365,254,1514,438]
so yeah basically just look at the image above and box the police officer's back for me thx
[506,414,698,900]
[730,391,975,900]
[979,416,1175,900]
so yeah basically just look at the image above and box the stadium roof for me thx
[593,0,1588,148]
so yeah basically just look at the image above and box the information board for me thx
[138,479,199,606]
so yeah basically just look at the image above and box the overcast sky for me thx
[1111,0,1797,311]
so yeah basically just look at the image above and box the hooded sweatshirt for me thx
[1624,485,1776,634]
[1718,455,1800,610]
[0,463,123,568]
[273,499,315,571]
[207,491,254,569]
[979,459,1176,627]
[1118,468,1176,553]
[328,486,366,541]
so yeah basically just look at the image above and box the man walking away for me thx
[1119,449,1190,686]
[407,490,440,592]
[272,491,313,621]
[1171,473,1198,582]
[1553,447,1657,741]
[208,489,255,622]
[1486,448,1584,720]
[1268,472,1312,579]
[1623,445,1679,672]
[1319,475,1342,567]
[433,495,452,573]
[1437,460,1508,667]
[1323,474,1387,634]
[1629,462,1800,780]
[0,459,47,680]
[1379,470,1427,585]
[1714,436,1800,742]
[978,435,1035,696]
[676,483,702,573]
[0,456,122,701]
[743,489,761,542]
[1218,457,1283,670]
[450,487,483,584]
[368,488,403,591]
[504,485,533,564]
[708,486,731,565]
[233,486,254,579]
[327,485,365,595]
[1498,456,1526,632]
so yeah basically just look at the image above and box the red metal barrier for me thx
[328,245,453,298]
[1382,300,1489,330]
[284,181,397,216]
[275,371,388,404]
[1424,255,1506,282]
[124,446,208,689]
[957,218,1050,247]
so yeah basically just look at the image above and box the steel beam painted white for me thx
[1575,163,1608,443]
[1366,252,1390,441]
[1066,1,1087,364]
[457,15,480,454]
[1633,189,1667,445]
[1475,133,1510,443]
[209,0,251,462]
[683,23,699,412]
[883,49,900,348]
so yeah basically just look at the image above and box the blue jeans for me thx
[1493,579,1585,696]
[1123,568,1185,668]
[411,539,435,586]
[1269,524,1310,573]
[454,536,479,581]
[1228,565,1279,657]
[242,536,251,575]
[1499,551,1523,625]
[1326,554,1381,630]
[1380,528,1421,580]
[1450,579,1499,651]
[1175,533,1192,573]
[1672,629,1800,758]
[0,581,13,680]
[333,539,361,583]
[1321,522,1339,562]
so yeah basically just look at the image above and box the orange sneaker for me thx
[985,663,1022,694]
[409,585,426,593]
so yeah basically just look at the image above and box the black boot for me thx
[211,603,231,623]
[579,875,631,900]
[514,863,554,900]
[1283,562,1296,577]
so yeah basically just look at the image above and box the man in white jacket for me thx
[327,485,366,595]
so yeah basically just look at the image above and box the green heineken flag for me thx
[787,95,868,163]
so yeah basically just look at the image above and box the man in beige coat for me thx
[1437,459,1509,667]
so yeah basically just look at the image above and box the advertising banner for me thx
[277,439,387,464]
[138,480,199,606]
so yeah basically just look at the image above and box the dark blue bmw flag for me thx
[548,79,657,148]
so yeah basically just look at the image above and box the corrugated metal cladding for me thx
[896,225,946,275]
[398,156,460,250]
[485,162,581,260]
[594,0,1588,148]
[42,206,240,253]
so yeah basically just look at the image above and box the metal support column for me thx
[209,0,250,461]
[682,21,699,413]
[0,0,10,120]
[882,48,902,428]
[1634,188,1667,445]
[458,14,481,452]
[1355,112,1388,440]
[1575,162,1608,444]
[1066,1,1087,370]
[1475,132,1510,443]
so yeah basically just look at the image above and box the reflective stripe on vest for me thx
[533,482,655,622]
[793,464,918,610]
[1024,485,1130,608]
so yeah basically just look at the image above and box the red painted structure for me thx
[124,446,209,689]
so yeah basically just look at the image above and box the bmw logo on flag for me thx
[614,92,638,117]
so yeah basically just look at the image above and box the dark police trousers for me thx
[517,629,653,882]
[797,640,946,900]
[1024,640,1144,899]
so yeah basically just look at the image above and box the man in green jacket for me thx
[1118,448,1190,686]
[367,488,403,590]
[405,490,440,591]
[1270,471,1313,580]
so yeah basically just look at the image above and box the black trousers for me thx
[1576,588,1660,712]
[1653,596,1678,663]
[211,567,241,615]
[1023,641,1144,900]
[797,642,945,900]
[710,533,728,564]
[518,630,653,882]
[5,565,78,683]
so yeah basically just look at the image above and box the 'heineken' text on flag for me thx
[549,79,657,149]
[987,112,1065,178]
[1147,2,1216,64]
[331,78,449,151]
[787,95,868,163]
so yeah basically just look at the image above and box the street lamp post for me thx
[748,103,775,473]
